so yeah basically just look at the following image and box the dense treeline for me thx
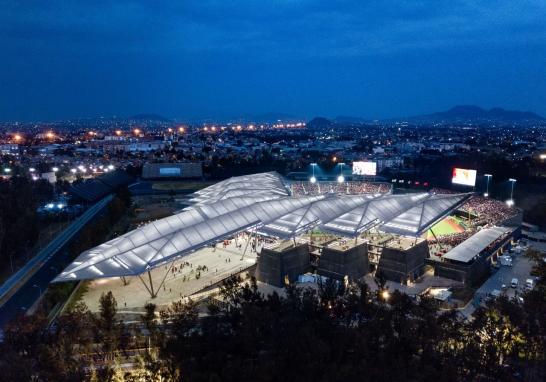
[1,251,544,381]
[0,176,53,272]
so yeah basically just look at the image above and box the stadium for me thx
[53,171,523,314]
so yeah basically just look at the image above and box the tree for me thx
[97,291,121,354]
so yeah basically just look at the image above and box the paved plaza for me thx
[79,233,263,315]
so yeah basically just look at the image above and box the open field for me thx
[428,216,465,238]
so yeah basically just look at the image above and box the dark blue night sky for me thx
[1,1,546,121]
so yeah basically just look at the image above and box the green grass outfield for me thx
[427,216,465,238]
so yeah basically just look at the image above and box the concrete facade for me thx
[256,243,310,287]
[317,242,369,281]
[376,239,429,284]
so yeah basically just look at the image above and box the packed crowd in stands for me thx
[460,196,518,226]
[290,181,391,196]
[430,188,518,226]
[428,231,474,257]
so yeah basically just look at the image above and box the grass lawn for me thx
[428,216,465,239]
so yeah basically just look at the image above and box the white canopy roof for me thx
[380,193,471,236]
[188,172,289,205]
[443,226,512,263]
[54,172,471,282]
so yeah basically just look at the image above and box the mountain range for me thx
[128,105,543,126]
[408,105,544,123]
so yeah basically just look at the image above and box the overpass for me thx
[0,195,114,329]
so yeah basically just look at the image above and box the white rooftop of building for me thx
[442,226,513,263]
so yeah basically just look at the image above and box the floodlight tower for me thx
[507,178,516,206]
[484,174,492,197]
[337,163,345,183]
[310,163,317,183]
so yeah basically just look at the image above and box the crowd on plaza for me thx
[290,181,391,196]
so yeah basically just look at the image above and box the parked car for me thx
[525,278,534,290]
[511,278,519,288]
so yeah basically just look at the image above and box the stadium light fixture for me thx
[506,199,515,207]
[484,174,492,197]
[29,168,35,172]
[310,163,317,183]
[337,163,346,183]
[4,168,11,173]
[508,178,516,203]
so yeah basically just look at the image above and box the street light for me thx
[381,289,390,301]
[310,163,317,183]
[484,174,492,197]
[33,284,42,299]
[507,178,516,206]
